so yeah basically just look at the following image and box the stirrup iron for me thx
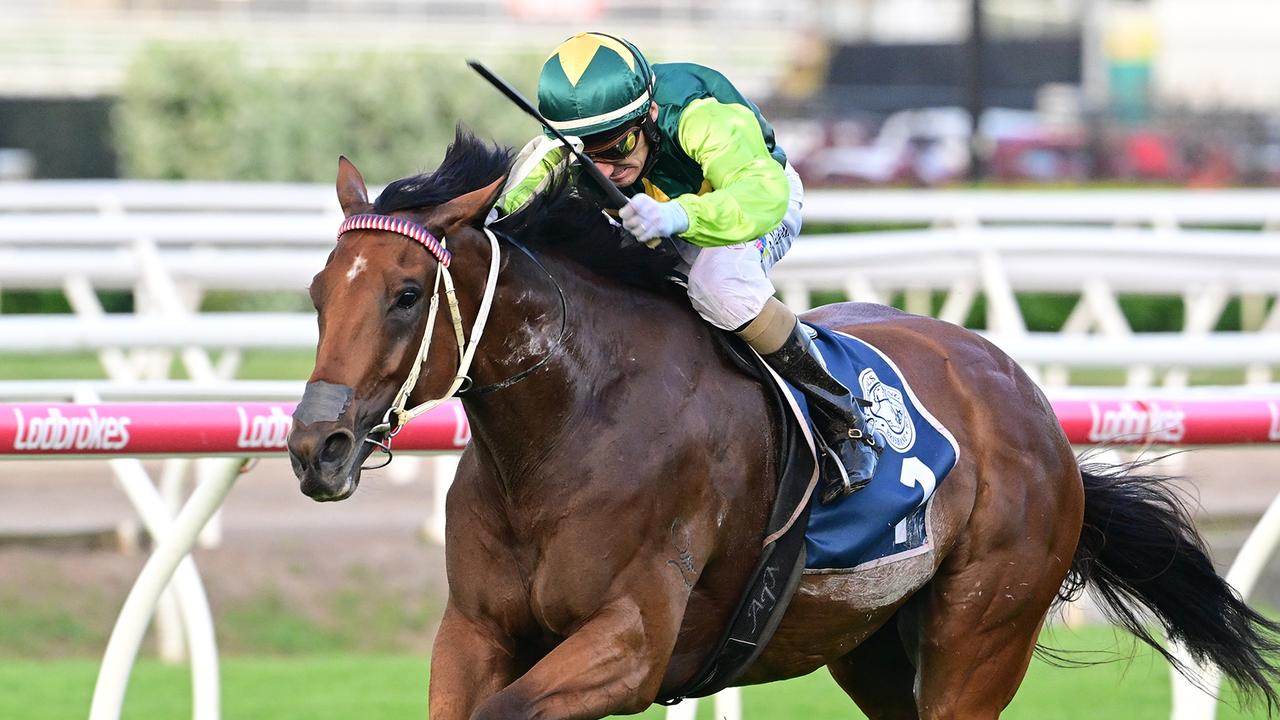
[818,438,871,504]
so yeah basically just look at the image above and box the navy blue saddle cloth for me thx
[661,322,963,702]
[783,325,961,571]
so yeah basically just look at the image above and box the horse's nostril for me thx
[320,431,354,467]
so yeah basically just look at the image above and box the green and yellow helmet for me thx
[537,32,654,139]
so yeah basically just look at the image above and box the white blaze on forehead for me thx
[346,254,368,282]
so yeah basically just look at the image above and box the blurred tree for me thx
[114,43,247,180]
[113,43,540,182]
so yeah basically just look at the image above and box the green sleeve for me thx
[671,98,789,247]
[496,157,553,216]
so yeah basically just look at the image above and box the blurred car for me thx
[1112,131,1186,181]
[989,135,1091,182]
[795,107,1061,186]
[0,148,34,180]
[1233,116,1280,186]
[1101,130,1241,186]
[797,108,969,186]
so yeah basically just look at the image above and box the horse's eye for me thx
[395,289,421,310]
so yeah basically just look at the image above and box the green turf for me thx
[0,655,429,720]
[0,353,108,380]
[0,625,1266,720]
[0,350,315,381]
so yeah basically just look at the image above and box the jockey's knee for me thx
[687,245,775,330]
[689,287,767,330]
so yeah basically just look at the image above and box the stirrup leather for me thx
[754,319,883,502]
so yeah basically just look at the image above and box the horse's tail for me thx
[1064,459,1280,711]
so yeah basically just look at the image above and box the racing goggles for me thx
[583,125,643,163]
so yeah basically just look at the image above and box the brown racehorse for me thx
[288,132,1280,719]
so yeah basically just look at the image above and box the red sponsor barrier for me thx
[1,397,1278,457]
[1054,398,1280,445]
[0,401,470,457]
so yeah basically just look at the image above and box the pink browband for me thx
[337,213,452,267]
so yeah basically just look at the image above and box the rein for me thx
[460,236,567,397]
[335,212,566,466]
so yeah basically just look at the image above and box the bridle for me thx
[459,237,568,397]
[334,212,566,467]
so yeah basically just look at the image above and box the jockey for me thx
[496,32,882,498]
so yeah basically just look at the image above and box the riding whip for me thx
[467,59,631,210]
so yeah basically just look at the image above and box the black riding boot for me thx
[761,322,884,503]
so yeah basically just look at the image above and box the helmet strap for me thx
[638,112,663,179]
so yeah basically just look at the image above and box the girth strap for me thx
[657,330,819,704]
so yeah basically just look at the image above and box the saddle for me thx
[657,329,818,704]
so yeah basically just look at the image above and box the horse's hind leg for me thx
[827,614,919,720]
[828,589,1045,720]
[908,481,1081,717]
[911,583,1051,718]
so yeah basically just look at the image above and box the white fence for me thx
[5,183,1280,389]
[8,183,1279,224]
[3,181,1278,554]
[2,182,1279,720]
[800,188,1280,226]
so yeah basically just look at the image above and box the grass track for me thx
[0,351,315,381]
[0,625,1262,720]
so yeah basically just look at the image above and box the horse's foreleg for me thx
[470,596,679,720]
[428,602,520,720]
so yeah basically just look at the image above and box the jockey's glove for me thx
[621,193,689,243]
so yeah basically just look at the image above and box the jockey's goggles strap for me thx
[385,226,501,429]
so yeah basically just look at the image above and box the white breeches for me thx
[684,162,804,330]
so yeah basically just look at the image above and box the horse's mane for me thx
[375,128,679,290]
[374,128,513,214]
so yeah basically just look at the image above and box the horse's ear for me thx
[336,155,373,217]
[435,175,507,234]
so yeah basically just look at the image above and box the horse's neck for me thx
[458,242,696,482]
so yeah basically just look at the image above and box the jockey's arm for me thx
[671,98,790,247]
[495,135,583,217]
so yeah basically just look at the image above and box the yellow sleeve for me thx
[671,98,789,247]
[496,135,581,216]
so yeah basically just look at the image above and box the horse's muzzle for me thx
[289,381,364,501]
[290,428,356,498]
[288,422,364,501]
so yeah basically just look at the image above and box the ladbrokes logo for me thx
[236,406,291,449]
[12,407,131,451]
[1087,401,1185,443]
[450,402,471,447]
